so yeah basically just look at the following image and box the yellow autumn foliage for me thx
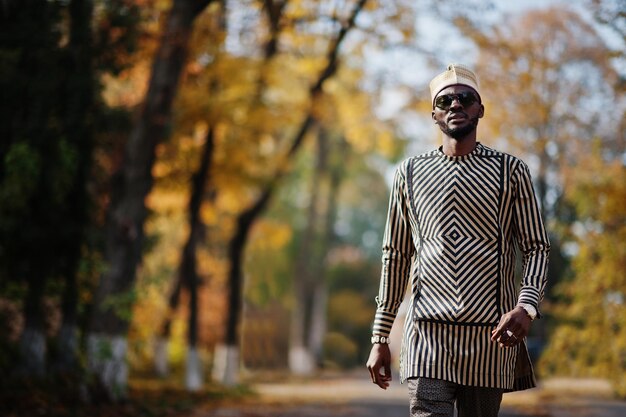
[540,151,626,397]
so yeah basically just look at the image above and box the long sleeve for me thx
[512,162,550,311]
[372,163,415,337]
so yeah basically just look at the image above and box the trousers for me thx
[408,377,504,417]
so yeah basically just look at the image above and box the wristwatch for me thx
[371,335,390,344]
[518,303,537,321]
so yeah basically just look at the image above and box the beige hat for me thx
[429,64,480,106]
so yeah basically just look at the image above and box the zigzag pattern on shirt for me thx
[408,150,503,324]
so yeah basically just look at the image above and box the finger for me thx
[371,359,390,389]
[491,315,512,341]
[499,338,513,348]
[491,324,507,341]
[370,369,378,384]
[367,363,378,383]
[496,329,512,345]
[379,363,391,389]
[492,318,508,335]
[375,367,389,389]
[377,376,390,389]
[369,364,386,388]
[502,331,521,347]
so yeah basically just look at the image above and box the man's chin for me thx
[436,119,478,139]
[447,126,475,139]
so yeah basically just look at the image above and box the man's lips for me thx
[448,113,467,122]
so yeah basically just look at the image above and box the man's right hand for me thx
[366,343,392,390]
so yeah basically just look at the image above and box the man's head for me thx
[429,64,480,106]
[430,64,484,140]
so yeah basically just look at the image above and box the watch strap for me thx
[371,335,390,344]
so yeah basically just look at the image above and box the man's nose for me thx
[449,97,463,109]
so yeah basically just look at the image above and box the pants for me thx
[408,377,504,417]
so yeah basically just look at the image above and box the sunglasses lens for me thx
[435,93,477,109]
[435,96,453,109]
[459,92,476,106]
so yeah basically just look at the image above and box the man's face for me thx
[431,85,484,140]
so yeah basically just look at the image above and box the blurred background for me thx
[0,0,624,413]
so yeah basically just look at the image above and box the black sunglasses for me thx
[434,92,479,110]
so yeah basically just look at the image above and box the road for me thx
[192,373,626,417]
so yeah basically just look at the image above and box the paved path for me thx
[194,402,530,417]
[193,373,626,417]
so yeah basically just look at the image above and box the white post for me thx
[212,344,240,386]
[288,345,315,375]
[19,327,46,377]
[185,346,203,391]
[154,337,169,377]
[87,333,128,400]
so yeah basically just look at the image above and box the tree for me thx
[87,0,216,400]
[213,0,369,385]
[289,125,347,372]
[0,0,142,383]
[0,0,66,378]
[152,1,226,390]
[51,0,96,375]
[539,148,626,397]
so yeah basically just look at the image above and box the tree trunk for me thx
[307,280,328,365]
[54,273,80,373]
[184,126,215,390]
[306,130,343,366]
[87,0,213,400]
[218,115,314,385]
[182,218,203,390]
[289,125,325,375]
[52,0,95,376]
[155,0,225,381]
[292,129,343,369]
[7,0,74,377]
[219,184,276,385]
[17,280,46,377]
[185,346,203,390]
[212,343,239,386]
[155,128,215,383]
[154,272,181,377]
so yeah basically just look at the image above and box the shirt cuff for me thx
[517,286,540,306]
[372,310,396,337]
[517,288,542,318]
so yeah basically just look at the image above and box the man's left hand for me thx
[491,306,532,348]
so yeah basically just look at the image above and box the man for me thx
[366,64,550,417]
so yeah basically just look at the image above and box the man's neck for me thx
[442,136,477,157]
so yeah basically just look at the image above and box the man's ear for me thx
[478,104,485,118]
[431,111,436,122]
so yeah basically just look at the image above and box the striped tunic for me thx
[373,143,550,390]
